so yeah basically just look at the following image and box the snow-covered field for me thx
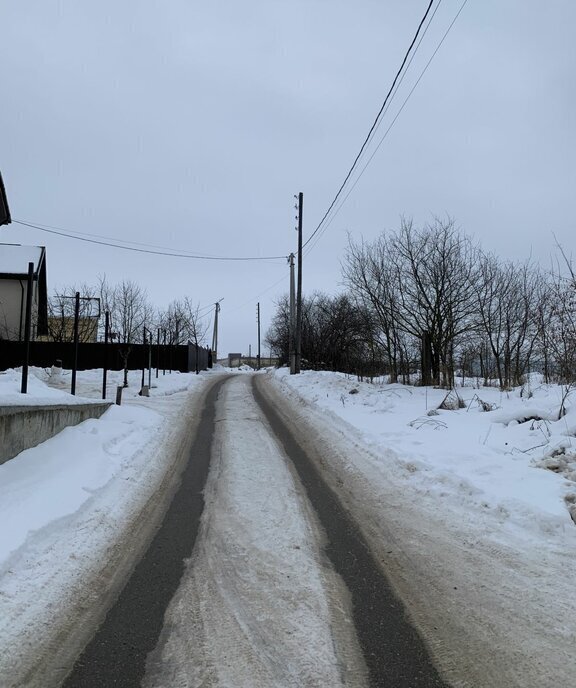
[269,368,576,687]
[271,369,576,530]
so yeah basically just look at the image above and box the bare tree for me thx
[158,297,209,373]
[343,235,405,382]
[266,291,372,374]
[47,282,101,342]
[543,251,576,383]
[106,280,153,386]
[394,218,481,386]
[474,254,541,388]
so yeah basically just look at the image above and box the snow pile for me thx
[0,367,209,565]
[269,369,576,687]
[271,370,576,531]
[0,368,99,406]
[0,366,214,685]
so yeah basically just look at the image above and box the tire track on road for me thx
[253,375,449,688]
[62,376,229,688]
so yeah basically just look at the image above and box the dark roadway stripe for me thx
[252,376,449,688]
[62,377,227,688]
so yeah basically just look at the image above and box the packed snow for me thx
[144,375,366,687]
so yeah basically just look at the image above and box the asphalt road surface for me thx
[62,374,448,687]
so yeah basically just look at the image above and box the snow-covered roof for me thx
[0,244,45,276]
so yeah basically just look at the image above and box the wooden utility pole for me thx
[257,302,261,370]
[295,191,303,373]
[288,253,296,374]
[212,300,222,363]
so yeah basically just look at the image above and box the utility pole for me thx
[256,302,261,370]
[288,253,296,374]
[295,191,303,374]
[212,299,222,363]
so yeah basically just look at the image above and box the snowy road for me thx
[4,367,571,687]
[63,374,445,687]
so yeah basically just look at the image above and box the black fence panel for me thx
[0,340,209,374]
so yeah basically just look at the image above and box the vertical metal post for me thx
[289,253,296,374]
[102,310,109,399]
[20,262,34,394]
[295,191,303,374]
[141,326,146,388]
[156,328,160,378]
[71,291,80,395]
[163,329,166,375]
[257,302,261,370]
[148,331,152,389]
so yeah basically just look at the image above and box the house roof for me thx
[0,244,45,277]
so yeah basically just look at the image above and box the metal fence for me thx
[0,340,211,374]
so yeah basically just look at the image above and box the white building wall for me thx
[0,279,38,341]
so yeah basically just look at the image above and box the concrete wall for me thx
[0,402,112,465]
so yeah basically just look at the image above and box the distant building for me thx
[227,352,279,368]
[44,315,99,343]
[227,352,243,367]
[0,244,48,341]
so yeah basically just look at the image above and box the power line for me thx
[360,0,443,152]
[16,217,228,256]
[303,0,468,256]
[303,0,436,250]
[13,219,286,262]
[303,0,469,257]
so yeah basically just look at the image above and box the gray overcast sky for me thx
[1,1,575,356]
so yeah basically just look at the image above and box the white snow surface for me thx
[0,244,44,275]
[0,367,213,685]
[270,370,576,532]
[2,364,576,687]
[269,369,576,687]
[0,367,104,406]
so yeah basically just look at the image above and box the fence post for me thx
[20,262,34,394]
[71,291,80,395]
[102,310,109,399]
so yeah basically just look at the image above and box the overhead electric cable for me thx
[304,0,468,256]
[363,0,443,149]
[13,219,286,262]
[303,0,436,251]
[15,217,229,256]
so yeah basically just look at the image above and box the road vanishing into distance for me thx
[60,374,448,688]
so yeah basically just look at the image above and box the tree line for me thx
[47,277,209,383]
[266,217,576,388]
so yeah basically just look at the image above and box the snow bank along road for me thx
[59,373,446,688]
